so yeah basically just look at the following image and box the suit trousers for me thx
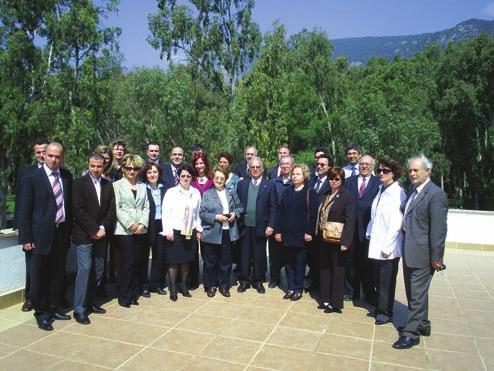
[138,219,164,292]
[30,224,69,322]
[402,263,434,338]
[346,238,376,302]
[319,242,347,309]
[284,246,307,292]
[73,240,107,315]
[202,230,233,289]
[241,226,267,283]
[372,257,399,321]
[117,234,147,305]
[149,222,167,291]
[268,236,284,284]
[306,240,319,289]
[24,250,32,300]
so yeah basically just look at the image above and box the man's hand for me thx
[166,234,174,242]
[431,260,442,270]
[91,228,106,240]
[341,245,348,252]
[304,234,312,242]
[265,227,274,237]
[23,243,35,251]
[275,233,282,242]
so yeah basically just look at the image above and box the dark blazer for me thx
[72,174,116,245]
[13,163,40,230]
[234,162,267,180]
[267,165,280,180]
[344,174,380,242]
[162,163,178,189]
[308,175,331,204]
[146,184,167,244]
[237,177,278,237]
[276,186,318,248]
[273,176,292,206]
[401,181,448,268]
[320,187,356,248]
[18,166,73,255]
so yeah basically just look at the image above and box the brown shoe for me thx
[206,287,217,298]
[21,299,33,312]
[219,288,230,297]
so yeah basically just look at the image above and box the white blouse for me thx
[216,189,230,230]
[366,181,407,260]
[161,185,203,236]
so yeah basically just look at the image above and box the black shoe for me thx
[343,294,352,301]
[37,319,54,331]
[142,289,151,298]
[119,302,131,308]
[290,292,302,301]
[90,306,106,314]
[283,291,294,300]
[352,298,360,307]
[21,299,33,312]
[182,289,192,297]
[375,318,391,325]
[317,303,329,310]
[254,283,265,294]
[52,312,71,321]
[154,288,167,295]
[268,282,278,289]
[74,313,91,325]
[325,307,342,314]
[131,300,139,305]
[237,282,249,293]
[170,292,178,301]
[219,288,230,297]
[392,335,420,349]
[206,287,216,298]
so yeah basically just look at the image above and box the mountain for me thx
[331,19,494,65]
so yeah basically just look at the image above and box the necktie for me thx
[358,177,367,198]
[404,189,418,215]
[173,167,179,185]
[351,166,356,177]
[52,171,64,223]
[315,178,322,193]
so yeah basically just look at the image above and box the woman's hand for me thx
[166,234,174,242]
[381,250,391,258]
[135,224,145,234]
[275,233,282,242]
[341,245,348,252]
[304,233,312,242]
[215,214,228,222]
[129,224,138,233]
[227,213,236,222]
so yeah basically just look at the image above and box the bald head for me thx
[45,142,64,171]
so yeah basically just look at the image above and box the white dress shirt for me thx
[44,164,65,222]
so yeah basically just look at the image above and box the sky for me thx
[102,0,494,69]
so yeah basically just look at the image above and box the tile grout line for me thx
[368,322,376,371]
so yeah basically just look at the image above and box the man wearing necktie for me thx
[18,142,73,331]
[72,154,116,325]
[343,143,362,179]
[163,146,184,188]
[393,155,447,349]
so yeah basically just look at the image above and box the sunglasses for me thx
[377,168,392,174]
[180,174,192,178]
[329,178,341,182]
[316,162,328,167]
[124,167,140,172]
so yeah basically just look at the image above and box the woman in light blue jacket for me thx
[200,166,244,298]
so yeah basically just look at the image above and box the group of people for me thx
[14,139,447,350]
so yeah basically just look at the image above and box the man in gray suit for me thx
[393,155,447,349]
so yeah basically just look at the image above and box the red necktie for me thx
[358,177,367,198]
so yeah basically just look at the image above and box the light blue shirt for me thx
[147,183,164,220]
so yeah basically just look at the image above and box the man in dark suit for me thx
[267,146,290,180]
[237,157,278,293]
[72,153,116,325]
[162,146,184,188]
[344,155,381,305]
[234,146,258,180]
[393,155,447,349]
[309,147,330,178]
[343,143,362,179]
[109,139,127,182]
[14,138,48,312]
[305,153,333,292]
[18,142,73,331]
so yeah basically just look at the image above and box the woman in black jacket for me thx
[275,164,318,301]
[316,166,355,313]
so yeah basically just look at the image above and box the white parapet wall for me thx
[446,209,494,245]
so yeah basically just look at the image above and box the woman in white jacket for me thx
[366,156,406,325]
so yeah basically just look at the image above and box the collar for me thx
[146,182,163,190]
[44,163,59,177]
[415,178,430,194]
[89,174,101,183]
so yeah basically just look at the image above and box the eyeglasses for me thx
[250,165,261,169]
[124,167,140,172]
[377,168,392,174]
[329,178,341,182]
[359,162,371,167]
[316,162,328,167]
[180,174,192,178]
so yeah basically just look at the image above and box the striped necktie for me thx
[52,171,64,223]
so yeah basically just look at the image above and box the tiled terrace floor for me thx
[0,248,493,370]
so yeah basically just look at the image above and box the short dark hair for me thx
[33,138,48,146]
[191,143,204,153]
[147,141,160,149]
[378,156,403,180]
[317,154,334,167]
[111,139,127,149]
[177,164,194,178]
[88,153,105,163]
[314,147,329,155]
[345,143,361,154]
[142,161,163,182]
[328,166,346,185]
[217,151,233,165]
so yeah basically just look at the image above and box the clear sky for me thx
[103,0,494,69]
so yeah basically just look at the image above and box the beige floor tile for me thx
[371,362,426,370]
[371,342,427,368]
[0,318,19,332]
[267,326,322,351]
[220,319,275,342]
[27,332,95,358]
[288,300,327,317]
[325,319,374,340]
[250,296,294,311]
[339,306,376,324]
[131,308,188,328]
[185,355,246,371]
[236,306,286,325]
[278,311,330,332]
[457,298,494,312]
[424,333,477,353]
[251,344,316,370]
[0,304,33,323]
[163,298,209,313]
[374,325,401,344]
[475,337,494,364]
[430,318,472,336]
[69,338,143,368]
[118,348,194,370]
[0,349,62,370]
[312,353,369,371]
[150,329,212,354]
[176,314,234,335]
[453,288,489,300]
[317,334,371,360]
[468,319,494,338]
[0,343,19,358]
[199,335,260,364]
[426,349,485,371]
[50,360,109,370]
[463,309,494,324]
[0,323,51,347]
[195,301,243,320]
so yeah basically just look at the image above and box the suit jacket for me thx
[267,165,280,180]
[146,184,167,244]
[162,163,178,189]
[113,179,150,235]
[319,187,356,248]
[200,187,244,244]
[344,174,381,242]
[237,177,278,237]
[234,162,267,180]
[13,163,40,230]
[308,175,330,205]
[18,166,73,255]
[401,180,448,268]
[72,174,116,245]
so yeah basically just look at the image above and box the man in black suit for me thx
[309,147,330,178]
[344,154,380,305]
[14,138,48,312]
[237,157,278,293]
[305,153,333,292]
[110,139,127,182]
[343,143,362,179]
[234,146,258,180]
[72,153,116,325]
[267,146,290,180]
[18,142,73,331]
[393,155,447,349]
[162,146,184,188]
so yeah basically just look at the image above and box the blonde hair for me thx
[290,163,310,181]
